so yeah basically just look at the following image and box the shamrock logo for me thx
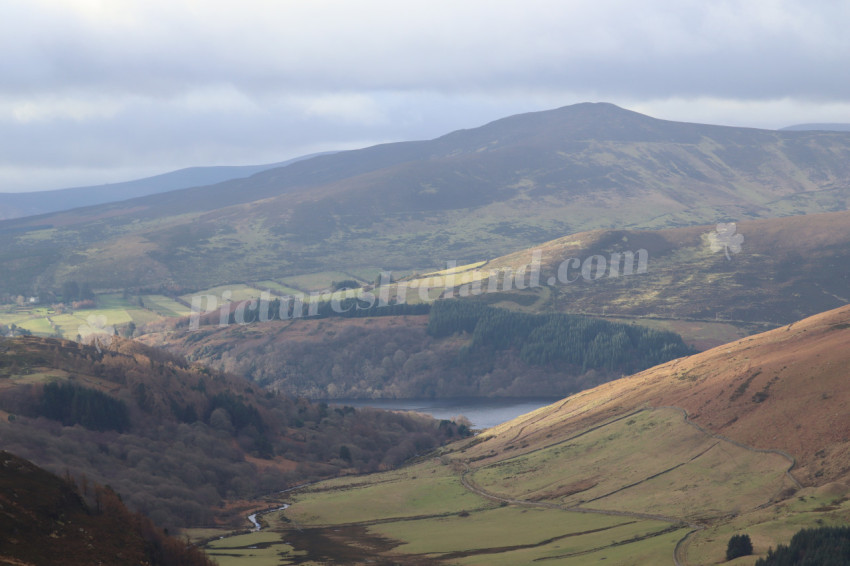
[708,222,744,260]
[77,315,115,353]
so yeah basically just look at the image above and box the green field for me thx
[254,281,304,296]
[97,294,162,325]
[141,295,191,318]
[1,295,170,339]
[273,457,683,564]
[285,460,497,526]
[203,531,300,566]
[179,284,267,305]
[372,506,675,559]
[469,408,793,521]
[278,271,365,292]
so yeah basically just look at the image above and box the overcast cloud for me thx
[2,0,849,192]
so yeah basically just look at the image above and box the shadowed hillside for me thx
[0,335,468,530]
[140,301,695,399]
[0,451,215,566]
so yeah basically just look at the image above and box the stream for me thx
[247,504,289,531]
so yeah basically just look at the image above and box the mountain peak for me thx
[436,100,701,148]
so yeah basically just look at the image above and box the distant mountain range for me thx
[0,152,332,220]
[2,102,850,295]
[781,123,850,131]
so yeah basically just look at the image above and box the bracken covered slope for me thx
[469,303,850,487]
[0,450,214,566]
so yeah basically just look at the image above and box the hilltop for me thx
[781,123,850,132]
[3,102,850,294]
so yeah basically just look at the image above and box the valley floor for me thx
[198,406,850,565]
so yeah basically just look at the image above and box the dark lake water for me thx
[326,397,562,430]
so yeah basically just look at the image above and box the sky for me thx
[2,0,850,192]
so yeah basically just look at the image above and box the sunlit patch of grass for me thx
[451,523,688,566]
[254,281,303,296]
[470,408,791,521]
[421,261,488,277]
[279,271,364,292]
[180,285,266,305]
[684,490,850,564]
[16,317,55,335]
[374,505,669,557]
[142,295,191,318]
[285,459,495,526]
[203,531,299,566]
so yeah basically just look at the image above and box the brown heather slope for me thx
[466,303,850,487]
[0,451,214,566]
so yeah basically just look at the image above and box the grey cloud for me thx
[1,0,849,191]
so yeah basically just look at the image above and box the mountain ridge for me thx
[0,153,333,221]
[3,102,850,294]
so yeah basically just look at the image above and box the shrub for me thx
[727,533,753,560]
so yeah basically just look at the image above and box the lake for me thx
[326,397,562,430]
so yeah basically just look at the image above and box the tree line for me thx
[39,381,130,432]
[427,300,696,374]
[755,526,850,565]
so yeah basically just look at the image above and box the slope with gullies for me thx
[471,303,850,488]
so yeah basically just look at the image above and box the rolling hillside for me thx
[0,335,467,530]
[243,303,850,565]
[430,209,850,346]
[467,303,850,487]
[3,102,850,294]
[140,208,850,392]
